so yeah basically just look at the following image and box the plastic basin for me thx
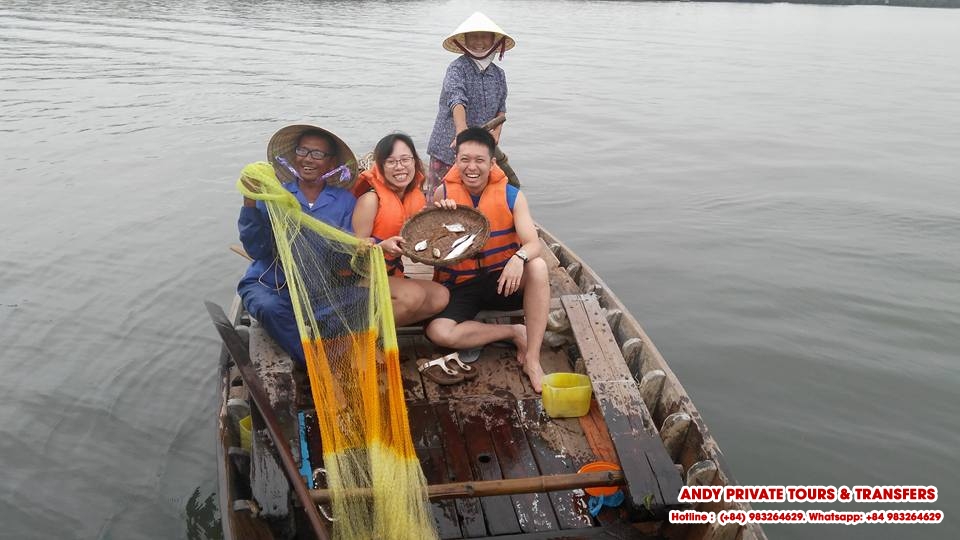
[578,461,622,496]
[541,372,592,418]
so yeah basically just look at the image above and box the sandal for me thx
[417,357,465,386]
[441,352,478,381]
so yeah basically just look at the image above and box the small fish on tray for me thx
[450,234,472,249]
[414,240,428,252]
[444,233,477,260]
[442,223,466,233]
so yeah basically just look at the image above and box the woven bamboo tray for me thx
[401,206,490,266]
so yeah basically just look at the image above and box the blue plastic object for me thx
[588,490,625,516]
[297,411,312,485]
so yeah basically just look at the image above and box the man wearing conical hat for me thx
[425,12,517,201]
[236,125,358,366]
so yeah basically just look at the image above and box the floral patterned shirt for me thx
[427,55,507,166]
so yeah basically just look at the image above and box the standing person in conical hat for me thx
[425,12,519,202]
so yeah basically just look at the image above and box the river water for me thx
[1,1,958,538]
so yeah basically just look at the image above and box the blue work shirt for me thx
[237,181,356,291]
[427,55,507,166]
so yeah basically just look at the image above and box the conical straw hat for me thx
[442,12,515,54]
[266,124,357,185]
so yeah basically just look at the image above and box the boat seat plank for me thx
[557,299,635,385]
[516,398,596,530]
[247,323,300,432]
[402,257,434,280]
[246,322,296,518]
[561,294,684,517]
[549,265,582,297]
[538,237,560,267]
[408,404,463,539]
[454,400,523,536]
[484,401,560,533]
[434,404,488,538]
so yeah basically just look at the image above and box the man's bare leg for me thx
[426,318,526,351]
[518,258,550,392]
[390,277,450,327]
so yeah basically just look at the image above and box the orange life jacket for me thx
[357,167,426,277]
[434,164,520,287]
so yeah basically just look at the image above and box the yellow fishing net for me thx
[237,161,437,540]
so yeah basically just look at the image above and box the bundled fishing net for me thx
[237,161,437,540]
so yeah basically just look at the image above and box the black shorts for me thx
[434,271,524,324]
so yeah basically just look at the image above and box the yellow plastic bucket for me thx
[541,373,592,418]
[238,415,252,451]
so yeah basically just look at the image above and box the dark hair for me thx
[297,129,338,158]
[373,132,424,190]
[455,126,496,157]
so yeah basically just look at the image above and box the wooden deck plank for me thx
[485,401,560,533]
[516,399,596,530]
[454,401,523,536]
[578,400,619,465]
[421,342,535,403]
[435,404,488,538]
[398,335,426,403]
[408,404,462,539]
[561,294,684,517]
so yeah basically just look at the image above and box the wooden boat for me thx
[213,225,768,540]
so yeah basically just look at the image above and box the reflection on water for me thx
[1,1,958,538]
[185,488,220,540]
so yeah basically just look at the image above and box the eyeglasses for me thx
[295,146,334,160]
[384,156,414,169]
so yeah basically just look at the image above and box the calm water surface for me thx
[1,1,958,538]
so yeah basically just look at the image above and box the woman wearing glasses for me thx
[352,133,449,326]
[236,124,357,366]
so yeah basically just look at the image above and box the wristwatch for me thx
[513,249,529,263]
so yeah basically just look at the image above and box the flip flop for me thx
[441,352,478,381]
[417,357,464,386]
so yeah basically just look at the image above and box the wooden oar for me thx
[479,115,520,187]
[309,470,625,503]
[230,244,253,261]
[205,301,331,540]
[481,114,506,131]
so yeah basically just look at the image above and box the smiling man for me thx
[427,127,550,392]
[237,124,357,366]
